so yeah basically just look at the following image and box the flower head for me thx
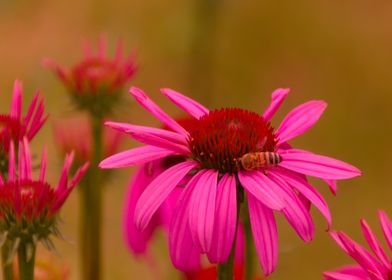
[0,139,89,256]
[100,87,361,275]
[53,116,123,165]
[0,80,47,173]
[324,210,392,280]
[44,36,136,117]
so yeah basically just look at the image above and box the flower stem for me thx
[80,115,103,280]
[17,242,36,280]
[217,187,242,280]
[244,207,254,280]
[1,241,14,280]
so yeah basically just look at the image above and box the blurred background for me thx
[0,0,392,279]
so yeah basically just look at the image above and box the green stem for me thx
[17,242,35,280]
[80,115,103,280]
[1,241,14,280]
[244,208,254,280]
[217,188,242,280]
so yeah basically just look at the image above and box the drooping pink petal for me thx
[323,265,368,280]
[235,223,245,265]
[238,171,284,210]
[248,193,278,276]
[39,147,47,182]
[169,173,202,272]
[262,88,290,121]
[360,219,391,269]
[99,146,177,168]
[271,168,332,227]
[135,161,199,231]
[189,169,218,253]
[269,173,314,242]
[378,210,392,251]
[129,87,188,136]
[11,80,23,119]
[276,100,327,144]
[123,165,159,254]
[207,174,237,263]
[279,149,361,180]
[105,121,188,145]
[126,131,190,154]
[161,88,209,119]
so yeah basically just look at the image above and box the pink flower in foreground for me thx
[0,80,47,169]
[100,87,361,275]
[53,116,123,164]
[0,139,89,252]
[44,36,136,116]
[324,211,392,280]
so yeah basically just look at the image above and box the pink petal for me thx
[123,165,159,254]
[56,152,75,192]
[238,171,285,210]
[67,162,89,190]
[234,223,245,265]
[333,231,386,279]
[160,88,209,119]
[135,161,199,231]
[279,149,361,180]
[11,80,22,119]
[39,147,48,181]
[8,141,15,181]
[325,179,338,195]
[271,168,332,227]
[269,174,314,242]
[169,173,202,272]
[129,87,188,136]
[105,121,188,145]
[323,265,368,280]
[207,174,237,263]
[360,219,390,269]
[127,130,190,154]
[99,146,176,169]
[262,88,290,121]
[189,170,218,253]
[378,210,392,251]
[276,100,327,144]
[248,193,278,276]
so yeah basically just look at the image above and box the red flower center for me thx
[187,108,277,173]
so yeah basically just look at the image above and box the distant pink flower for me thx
[0,139,89,250]
[44,36,136,116]
[0,80,47,153]
[324,211,392,280]
[53,116,123,164]
[100,87,361,275]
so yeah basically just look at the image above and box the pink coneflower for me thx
[0,139,89,253]
[53,116,123,164]
[100,87,361,275]
[43,37,136,116]
[0,80,47,168]
[324,211,392,280]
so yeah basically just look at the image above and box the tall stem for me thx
[80,115,103,280]
[1,241,14,280]
[243,206,254,280]
[17,242,36,280]
[217,188,242,280]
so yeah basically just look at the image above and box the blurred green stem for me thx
[17,242,35,280]
[2,241,14,280]
[244,204,254,280]
[80,115,103,280]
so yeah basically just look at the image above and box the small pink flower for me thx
[0,80,47,152]
[100,87,361,275]
[53,116,123,164]
[44,36,136,116]
[324,211,392,280]
[0,139,89,252]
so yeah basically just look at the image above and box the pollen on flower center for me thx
[187,108,278,173]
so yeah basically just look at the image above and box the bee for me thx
[236,152,282,171]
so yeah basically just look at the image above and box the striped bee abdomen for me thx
[237,152,282,171]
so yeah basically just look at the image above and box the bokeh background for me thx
[1,0,392,279]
